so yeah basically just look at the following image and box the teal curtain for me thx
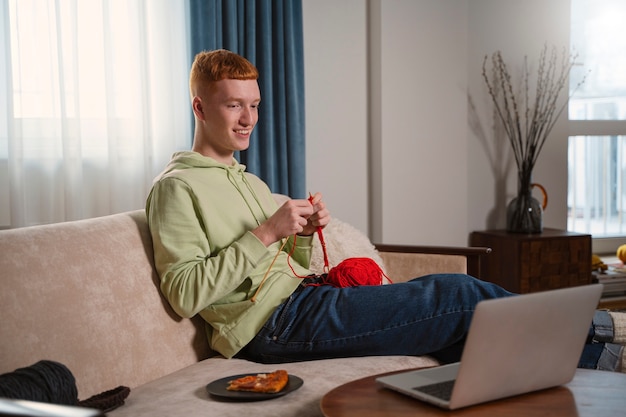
[188,0,305,198]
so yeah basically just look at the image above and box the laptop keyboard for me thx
[412,380,455,401]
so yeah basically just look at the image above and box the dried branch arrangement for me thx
[481,46,585,175]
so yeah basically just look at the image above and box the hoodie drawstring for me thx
[250,238,289,303]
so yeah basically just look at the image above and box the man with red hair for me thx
[146,49,625,372]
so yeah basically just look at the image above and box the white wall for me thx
[303,0,570,246]
[467,0,570,234]
[302,0,369,233]
[375,0,469,245]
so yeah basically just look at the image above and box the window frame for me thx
[568,119,626,252]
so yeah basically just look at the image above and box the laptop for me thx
[376,284,603,410]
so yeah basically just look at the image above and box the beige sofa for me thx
[0,201,489,416]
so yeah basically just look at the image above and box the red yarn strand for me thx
[287,234,312,279]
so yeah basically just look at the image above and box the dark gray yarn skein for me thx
[0,360,79,405]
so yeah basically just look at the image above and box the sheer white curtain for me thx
[0,0,191,228]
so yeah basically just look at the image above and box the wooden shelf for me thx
[469,228,592,294]
[598,296,626,310]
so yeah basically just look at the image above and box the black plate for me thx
[206,373,303,402]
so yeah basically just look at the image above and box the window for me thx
[568,0,626,252]
[0,0,190,227]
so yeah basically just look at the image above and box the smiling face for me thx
[192,78,261,164]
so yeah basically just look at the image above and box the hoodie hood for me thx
[155,151,245,182]
[152,150,270,230]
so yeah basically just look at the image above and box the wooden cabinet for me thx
[469,228,592,294]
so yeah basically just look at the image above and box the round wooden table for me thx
[320,368,626,417]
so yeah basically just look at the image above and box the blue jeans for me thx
[239,274,511,363]
[580,310,623,371]
[238,274,622,371]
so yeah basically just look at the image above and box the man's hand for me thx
[252,193,331,247]
[300,192,330,236]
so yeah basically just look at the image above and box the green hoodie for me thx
[146,151,313,358]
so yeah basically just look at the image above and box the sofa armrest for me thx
[374,244,491,282]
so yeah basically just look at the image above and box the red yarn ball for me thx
[325,257,390,288]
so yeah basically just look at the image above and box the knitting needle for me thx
[309,192,329,273]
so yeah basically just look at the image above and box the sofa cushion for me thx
[0,210,211,399]
[108,355,438,417]
[379,252,468,283]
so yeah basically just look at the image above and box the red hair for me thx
[189,49,259,97]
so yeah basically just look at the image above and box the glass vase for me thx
[506,170,544,234]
